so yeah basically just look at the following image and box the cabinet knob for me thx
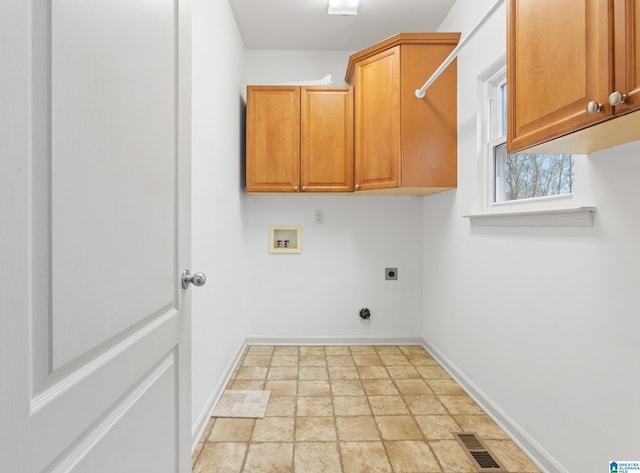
[586,101,603,114]
[355,184,360,190]
[301,185,307,191]
[293,185,299,191]
[608,91,628,106]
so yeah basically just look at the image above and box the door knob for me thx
[586,101,603,114]
[182,269,207,289]
[608,91,628,106]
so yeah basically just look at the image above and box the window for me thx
[485,67,574,204]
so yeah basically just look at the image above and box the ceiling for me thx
[227,0,458,51]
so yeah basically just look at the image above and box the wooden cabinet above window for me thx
[507,0,640,154]
[245,85,353,193]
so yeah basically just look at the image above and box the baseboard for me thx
[244,335,424,346]
[190,339,247,451]
[421,336,568,473]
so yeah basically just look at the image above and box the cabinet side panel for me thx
[301,87,353,192]
[246,86,300,192]
[401,43,457,189]
[354,47,401,190]
[613,0,640,114]
[507,0,613,152]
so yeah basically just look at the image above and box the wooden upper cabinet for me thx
[508,0,640,154]
[246,86,300,192]
[246,85,353,193]
[346,33,460,195]
[301,87,353,192]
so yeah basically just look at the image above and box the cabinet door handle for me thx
[355,184,360,190]
[608,91,628,106]
[301,186,307,191]
[586,101,603,114]
[293,185,299,191]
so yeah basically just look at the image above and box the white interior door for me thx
[0,0,192,471]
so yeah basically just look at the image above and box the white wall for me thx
[243,51,425,342]
[191,0,249,437]
[424,1,640,472]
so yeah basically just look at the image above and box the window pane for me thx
[494,143,574,202]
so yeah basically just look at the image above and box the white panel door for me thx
[0,0,193,471]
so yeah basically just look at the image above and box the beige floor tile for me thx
[349,345,377,354]
[357,366,390,379]
[403,395,448,415]
[270,355,299,367]
[426,379,466,395]
[299,355,327,367]
[208,418,255,442]
[415,415,460,440]
[340,441,391,473]
[236,366,269,380]
[192,442,204,467]
[362,379,399,396]
[406,354,439,366]
[368,395,409,415]
[429,440,477,473]
[325,346,351,355]
[294,442,342,473]
[299,367,329,380]
[264,380,297,396]
[252,416,294,441]
[416,366,451,379]
[297,380,331,396]
[385,440,441,472]
[328,366,359,380]
[297,396,333,416]
[246,346,274,356]
[375,415,423,440]
[380,354,411,366]
[374,345,403,355]
[273,346,299,355]
[299,346,325,356]
[268,366,299,380]
[453,415,509,439]
[353,355,384,366]
[386,365,421,379]
[295,416,337,441]
[229,380,265,391]
[330,379,365,396]
[243,442,293,473]
[242,355,272,367]
[265,396,296,416]
[484,440,541,472]
[438,395,484,415]
[201,417,216,440]
[333,396,372,416]
[326,355,355,366]
[194,443,247,473]
[398,345,428,355]
[395,379,434,396]
[336,416,381,441]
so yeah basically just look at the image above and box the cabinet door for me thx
[246,86,300,192]
[507,0,613,152]
[613,0,640,114]
[354,46,401,190]
[301,87,353,192]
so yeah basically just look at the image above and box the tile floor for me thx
[192,345,541,473]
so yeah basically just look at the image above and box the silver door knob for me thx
[608,91,628,106]
[301,185,307,191]
[182,270,207,289]
[293,185,299,191]
[586,101,603,113]
[355,184,360,190]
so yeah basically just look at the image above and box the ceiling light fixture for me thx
[328,0,359,16]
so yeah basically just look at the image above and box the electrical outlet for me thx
[314,209,324,224]
[385,268,398,280]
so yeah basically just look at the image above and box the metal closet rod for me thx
[415,0,506,99]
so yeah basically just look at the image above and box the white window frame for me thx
[478,58,575,212]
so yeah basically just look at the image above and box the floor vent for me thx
[453,432,507,472]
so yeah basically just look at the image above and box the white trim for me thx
[464,206,596,227]
[244,335,424,346]
[421,336,569,473]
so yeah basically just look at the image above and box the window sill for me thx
[464,206,596,227]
